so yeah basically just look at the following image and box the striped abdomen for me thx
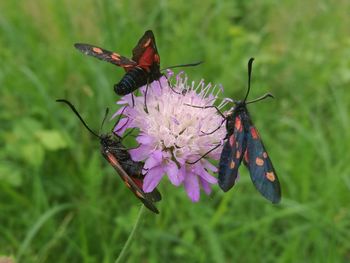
[114,67,149,95]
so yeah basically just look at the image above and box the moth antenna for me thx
[99,108,109,135]
[186,143,222,164]
[246,93,274,104]
[160,61,203,71]
[243,58,255,103]
[122,127,136,140]
[56,99,100,139]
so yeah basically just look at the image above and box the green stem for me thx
[114,205,146,263]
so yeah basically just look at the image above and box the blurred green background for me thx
[1,0,350,262]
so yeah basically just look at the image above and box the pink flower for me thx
[114,71,229,201]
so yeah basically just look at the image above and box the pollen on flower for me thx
[113,71,230,202]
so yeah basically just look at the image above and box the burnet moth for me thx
[188,58,281,203]
[56,99,161,213]
[75,30,161,96]
[218,58,281,203]
[74,30,201,97]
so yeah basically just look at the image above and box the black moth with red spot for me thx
[56,99,161,213]
[74,30,161,95]
[219,58,281,203]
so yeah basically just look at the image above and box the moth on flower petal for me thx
[56,99,161,213]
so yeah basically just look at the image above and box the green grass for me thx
[1,0,350,262]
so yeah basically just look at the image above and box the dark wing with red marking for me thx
[102,151,160,213]
[74,43,136,68]
[244,122,281,203]
[132,30,160,69]
[131,177,162,202]
[218,114,247,191]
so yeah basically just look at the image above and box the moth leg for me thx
[157,76,181,95]
[186,143,222,165]
[142,167,149,175]
[159,77,165,89]
[131,93,135,107]
[113,118,129,137]
[144,80,149,114]
[184,104,226,119]
[184,103,226,136]
[122,127,136,140]
[169,84,182,95]
[200,118,226,136]
[132,87,142,108]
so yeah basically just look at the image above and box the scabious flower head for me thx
[114,71,229,201]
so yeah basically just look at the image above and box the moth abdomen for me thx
[114,67,149,95]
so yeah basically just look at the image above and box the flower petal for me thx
[165,160,181,186]
[200,177,212,195]
[195,164,218,184]
[129,144,153,161]
[143,166,164,192]
[177,166,186,183]
[117,94,134,105]
[136,134,155,145]
[202,159,218,172]
[122,107,138,120]
[113,118,130,135]
[110,106,127,119]
[144,150,163,169]
[184,173,200,202]
[150,76,167,96]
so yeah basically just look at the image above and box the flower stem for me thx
[114,205,146,263]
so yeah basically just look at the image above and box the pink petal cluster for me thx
[114,71,229,201]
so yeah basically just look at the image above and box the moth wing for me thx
[218,114,246,191]
[131,177,162,202]
[131,30,160,69]
[103,152,159,213]
[74,43,136,69]
[144,189,162,202]
[244,124,281,203]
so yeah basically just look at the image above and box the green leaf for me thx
[21,143,44,167]
[0,163,23,186]
[35,130,68,151]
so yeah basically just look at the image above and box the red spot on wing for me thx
[250,127,259,139]
[143,38,152,48]
[229,135,235,147]
[235,117,243,132]
[255,157,264,166]
[132,178,143,189]
[154,53,160,63]
[230,160,235,169]
[111,53,121,61]
[266,172,276,182]
[123,64,136,70]
[244,150,249,163]
[124,180,131,188]
[92,47,103,54]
